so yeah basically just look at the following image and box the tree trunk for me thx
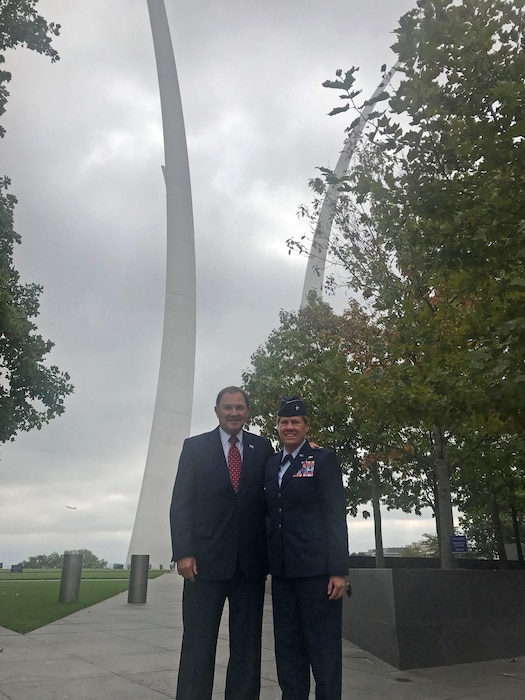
[433,425,456,569]
[490,485,508,568]
[371,461,385,568]
[433,480,442,560]
[511,504,524,563]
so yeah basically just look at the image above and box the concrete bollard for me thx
[128,554,149,603]
[58,552,83,602]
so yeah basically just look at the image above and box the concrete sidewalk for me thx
[1,572,524,699]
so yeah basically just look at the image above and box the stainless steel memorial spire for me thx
[127,0,196,567]
[300,64,399,308]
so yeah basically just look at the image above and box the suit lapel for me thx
[207,427,227,464]
[270,451,282,485]
[205,427,232,490]
[237,431,259,492]
[242,431,255,466]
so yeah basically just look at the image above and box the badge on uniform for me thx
[293,460,315,477]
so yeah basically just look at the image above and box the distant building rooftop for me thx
[367,547,405,557]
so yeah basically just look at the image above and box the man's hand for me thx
[177,556,198,582]
[327,575,346,600]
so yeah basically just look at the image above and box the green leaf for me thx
[328,103,350,117]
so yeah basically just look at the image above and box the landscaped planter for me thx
[342,568,525,669]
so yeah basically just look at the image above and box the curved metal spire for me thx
[127,0,196,567]
[300,63,399,308]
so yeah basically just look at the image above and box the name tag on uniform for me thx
[293,460,315,477]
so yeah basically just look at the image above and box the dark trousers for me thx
[272,575,343,700]
[176,574,266,700]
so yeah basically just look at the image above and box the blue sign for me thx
[450,535,468,553]
[10,564,23,573]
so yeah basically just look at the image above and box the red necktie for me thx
[228,436,242,492]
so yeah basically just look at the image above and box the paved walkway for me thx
[1,572,524,699]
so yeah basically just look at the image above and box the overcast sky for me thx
[1,0,437,567]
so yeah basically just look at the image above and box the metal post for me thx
[58,552,83,602]
[128,554,150,603]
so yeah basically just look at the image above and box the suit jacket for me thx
[170,426,274,580]
[265,441,349,578]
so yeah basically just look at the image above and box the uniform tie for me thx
[228,435,242,492]
[278,453,292,486]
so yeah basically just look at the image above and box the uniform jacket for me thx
[170,426,274,580]
[265,441,349,578]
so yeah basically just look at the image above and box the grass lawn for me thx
[0,569,165,634]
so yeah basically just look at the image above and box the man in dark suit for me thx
[170,386,274,700]
[265,397,349,700]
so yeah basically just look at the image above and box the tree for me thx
[66,549,108,569]
[242,296,368,509]
[0,1,60,129]
[384,0,525,430]
[401,533,440,558]
[20,551,62,568]
[242,296,434,564]
[454,433,525,562]
[0,1,72,444]
[21,549,108,569]
[293,0,525,567]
